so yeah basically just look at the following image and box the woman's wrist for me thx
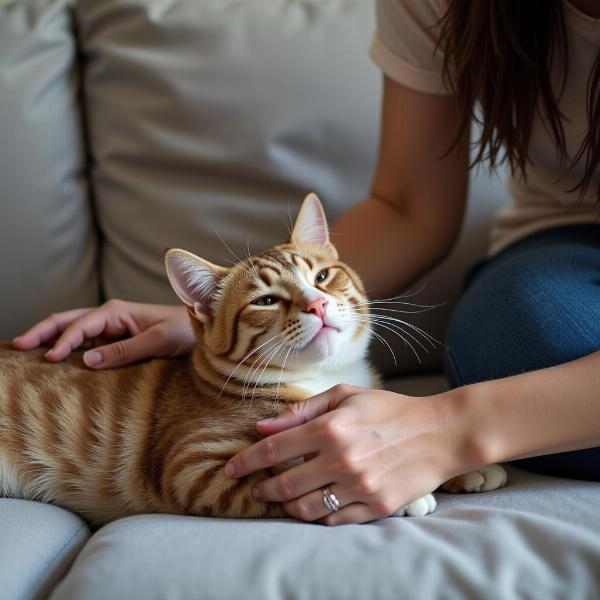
[433,384,502,477]
[442,351,600,466]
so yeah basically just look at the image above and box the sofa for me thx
[1,1,599,598]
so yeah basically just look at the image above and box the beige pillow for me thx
[75,0,379,302]
[0,0,99,339]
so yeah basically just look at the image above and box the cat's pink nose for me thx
[303,298,328,319]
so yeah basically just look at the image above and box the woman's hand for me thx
[225,384,472,525]
[12,300,195,369]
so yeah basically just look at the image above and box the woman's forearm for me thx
[447,350,600,470]
[331,77,469,300]
[332,195,455,299]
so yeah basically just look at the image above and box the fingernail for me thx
[224,462,236,477]
[12,336,21,344]
[84,351,102,366]
[44,349,54,358]
[257,417,275,425]
[252,487,262,499]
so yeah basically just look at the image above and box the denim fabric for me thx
[444,224,600,481]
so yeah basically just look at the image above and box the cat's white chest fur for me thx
[295,359,375,397]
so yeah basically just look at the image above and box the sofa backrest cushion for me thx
[0,0,99,339]
[75,0,380,304]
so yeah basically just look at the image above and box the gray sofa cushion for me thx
[75,0,379,305]
[0,499,89,600]
[50,467,600,600]
[0,0,99,339]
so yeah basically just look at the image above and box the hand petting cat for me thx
[13,301,194,369]
[224,384,475,525]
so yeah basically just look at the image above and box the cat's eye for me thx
[253,295,279,306]
[315,269,329,284]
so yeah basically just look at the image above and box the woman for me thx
[14,0,600,525]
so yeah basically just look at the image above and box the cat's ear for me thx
[290,192,338,259]
[165,249,228,322]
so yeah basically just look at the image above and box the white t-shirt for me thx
[370,0,600,254]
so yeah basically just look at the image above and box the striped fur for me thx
[0,194,379,524]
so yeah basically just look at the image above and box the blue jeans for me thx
[444,224,600,481]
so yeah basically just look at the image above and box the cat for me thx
[0,193,505,525]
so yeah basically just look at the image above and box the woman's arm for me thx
[458,349,600,465]
[332,75,469,298]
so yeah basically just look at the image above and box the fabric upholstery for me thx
[75,0,379,303]
[51,467,600,600]
[0,0,99,339]
[0,499,89,600]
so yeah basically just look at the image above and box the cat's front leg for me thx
[394,493,437,517]
[440,464,507,493]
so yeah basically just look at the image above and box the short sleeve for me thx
[369,0,451,95]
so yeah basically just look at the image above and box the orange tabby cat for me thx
[0,193,505,525]
[0,194,380,524]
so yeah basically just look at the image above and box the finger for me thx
[252,457,333,503]
[46,313,112,361]
[256,384,362,434]
[13,308,92,349]
[47,308,143,362]
[83,326,171,369]
[282,483,358,522]
[317,502,384,526]
[90,336,114,348]
[225,425,320,479]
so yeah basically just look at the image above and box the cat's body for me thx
[0,194,505,525]
[0,342,275,523]
[0,339,374,524]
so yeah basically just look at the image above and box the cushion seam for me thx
[33,522,89,598]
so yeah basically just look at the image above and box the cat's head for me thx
[164,193,370,374]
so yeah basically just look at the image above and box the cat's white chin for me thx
[297,325,340,361]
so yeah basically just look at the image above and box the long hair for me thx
[439,0,600,199]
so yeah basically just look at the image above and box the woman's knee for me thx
[444,245,600,386]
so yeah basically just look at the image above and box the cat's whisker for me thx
[351,317,423,363]
[368,318,429,358]
[217,332,284,400]
[210,225,255,278]
[249,341,287,407]
[275,345,293,404]
[352,322,398,366]
[243,338,286,402]
[368,314,440,347]
[364,283,428,302]
[220,257,254,277]
[279,215,294,239]
[287,204,294,240]
[244,240,262,281]
[372,319,429,352]
[351,302,442,314]
[353,307,440,347]
[242,345,281,404]
[349,313,428,361]
[241,339,285,403]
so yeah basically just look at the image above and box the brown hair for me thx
[439,0,600,199]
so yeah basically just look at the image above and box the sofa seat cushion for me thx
[51,467,600,600]
[0,499,89,600]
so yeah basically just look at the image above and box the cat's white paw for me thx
[441,464,507,493]
[395,493,436,517]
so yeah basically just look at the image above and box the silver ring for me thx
[321,486,340,512]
